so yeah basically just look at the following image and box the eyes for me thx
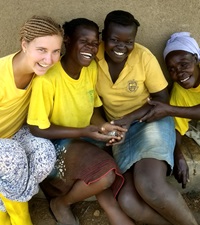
[109,38,134,45]
[168,62,192,74]
[37,48,61,54]
[79,39,99,48]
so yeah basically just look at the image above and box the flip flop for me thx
[49,201,80,225]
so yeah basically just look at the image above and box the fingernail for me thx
[101,127,105,131]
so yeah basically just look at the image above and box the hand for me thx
[140,99,170,122]
[104,120,130,146]
[110,116,132,130]
[84,125,126,143]
[173,153,189,189]
[100,122,127,145]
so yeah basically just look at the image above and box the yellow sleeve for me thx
[170,83,190,135]
[145,56,168,93]
[27,76,54,129]
[90,60,102,108]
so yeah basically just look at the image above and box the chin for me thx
[180,83,193,89]
[35,70,48,76]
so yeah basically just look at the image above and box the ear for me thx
[193,53,199,63]
[63,36,70,45]
[21,39,28,53]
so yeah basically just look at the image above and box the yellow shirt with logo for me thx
[170,82,200,135]
[96,42,168,121]
[0,53,33,138]
[27,60,102,129]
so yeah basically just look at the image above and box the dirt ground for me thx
[29,191,200,225]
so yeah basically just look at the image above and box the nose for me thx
[176,65,183,73]
[117,42,126,48]
[43,53,53,65]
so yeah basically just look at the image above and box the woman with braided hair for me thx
[0,15,63,225]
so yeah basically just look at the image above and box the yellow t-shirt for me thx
[27,60,102,129]
[170,82,200,135]
[96,42,168,121]
[0,53,33,138]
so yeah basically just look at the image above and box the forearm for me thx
[123,103,153,123]
[90,107,107,127]
[169,104,200,120]
[174,130,184,159]
[29,124,84,139]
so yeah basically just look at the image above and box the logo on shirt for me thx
[127,80,138,92]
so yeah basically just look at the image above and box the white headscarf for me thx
[163,32,200,60]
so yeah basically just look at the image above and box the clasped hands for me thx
[99,122,127,146]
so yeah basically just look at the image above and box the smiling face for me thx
[103,22,137,64]
[22,35,63,75]
[67,25,99,67]
[165,50,200,89]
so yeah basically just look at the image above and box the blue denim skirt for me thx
[112,116,176,174]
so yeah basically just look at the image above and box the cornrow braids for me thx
[62,18,99,38]
[20,15,64,42]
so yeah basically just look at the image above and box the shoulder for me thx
[128,43,157,65]
[96,42,105,61]
[0,53,16,66]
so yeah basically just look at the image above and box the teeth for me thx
[80,52,92,59]
[114,51,124,56]
[38,63,49,68]
[180,77,190,82]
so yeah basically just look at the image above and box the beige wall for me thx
[0,0,199,82]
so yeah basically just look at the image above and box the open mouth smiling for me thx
[38,63,50,68]
[114,51,125,56]
[180,76,190,83]
[80,52,92,59]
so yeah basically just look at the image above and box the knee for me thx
[118,192,146,222]
[99,170,116,190]
[118,191,133,213]
[27,138,56,182]
[0,141,26,176]
[135,177,165,207]
[30,138,56,170]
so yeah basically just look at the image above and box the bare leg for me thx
[50,170,116,224]
[134,159,198,225]
[118,170,172,225]
[97,189,136,225]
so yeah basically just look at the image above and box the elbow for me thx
[29,125,43,137]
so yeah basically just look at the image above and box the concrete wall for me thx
[1,0,199,82]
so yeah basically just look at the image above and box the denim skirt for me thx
[112,116,176,174]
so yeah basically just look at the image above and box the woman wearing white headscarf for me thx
[141,32,200,189]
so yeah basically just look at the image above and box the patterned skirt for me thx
[0,125,56,212]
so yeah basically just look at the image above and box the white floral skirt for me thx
[0,125,56,212]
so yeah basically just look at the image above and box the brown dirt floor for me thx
[29,192,200,225]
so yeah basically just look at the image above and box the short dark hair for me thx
[62,18,99,38]
[104,10,140,31]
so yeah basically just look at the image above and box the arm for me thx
[90,107,127,142]
[29,123,123,143]
[173,130,189,189]
[112,88,169,128]
[141,100,200,122]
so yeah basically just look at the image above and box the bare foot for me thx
[50,197,78,225]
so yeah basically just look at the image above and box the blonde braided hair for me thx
[20,15,64,42]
